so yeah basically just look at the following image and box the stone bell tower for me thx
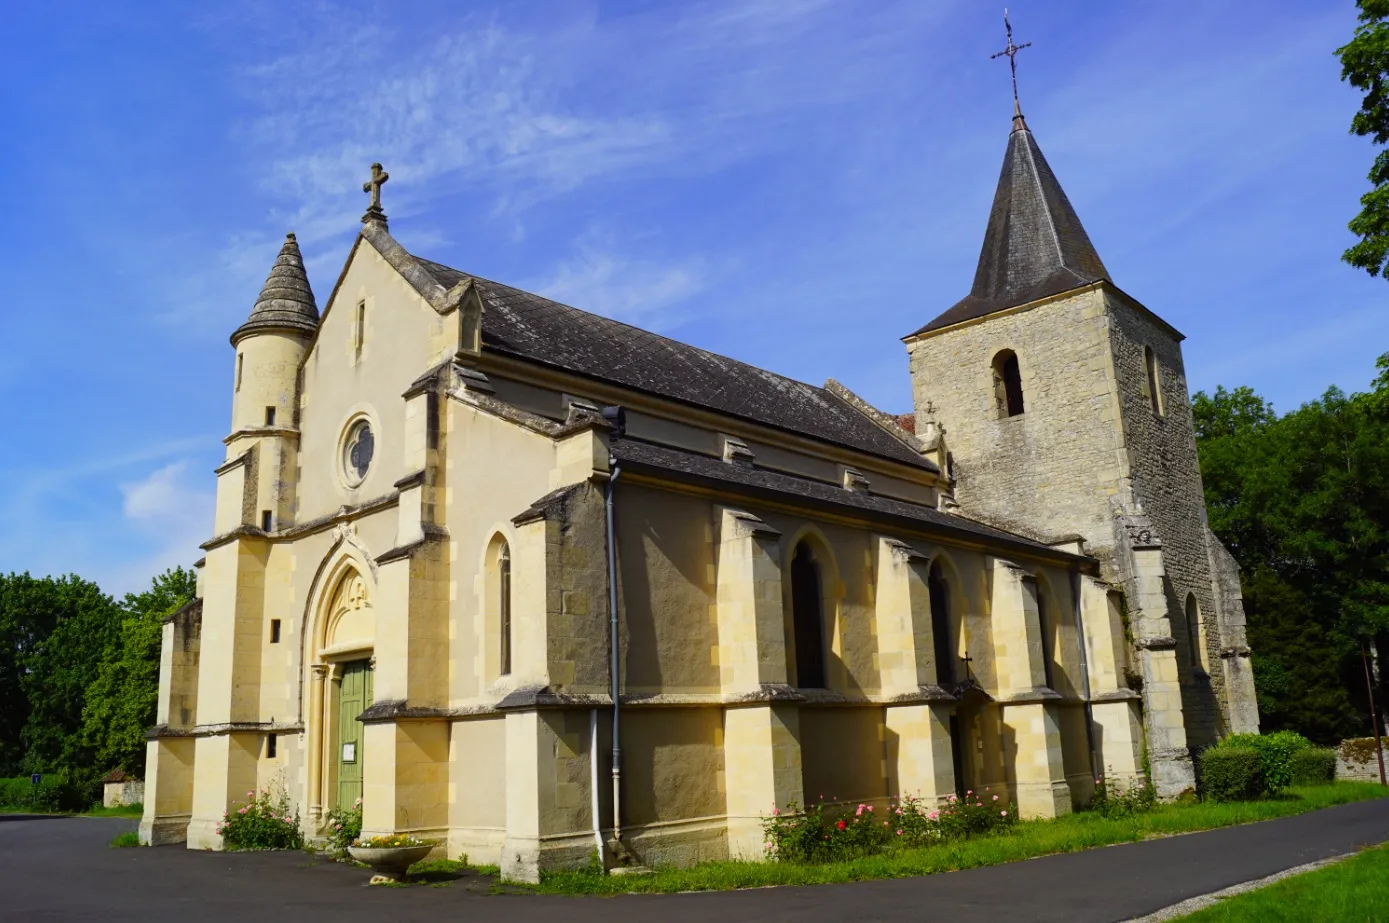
[183,233,319,848]
[903,100,1258,797]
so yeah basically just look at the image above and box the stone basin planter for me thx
[347,843,433,884]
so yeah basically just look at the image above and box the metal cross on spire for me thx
[361,162,389,227]
[990,9,1031,128]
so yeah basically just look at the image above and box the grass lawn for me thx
[503,782,1388,895]
[1178,843,1389,921]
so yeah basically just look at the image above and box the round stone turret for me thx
[231,233,319,345]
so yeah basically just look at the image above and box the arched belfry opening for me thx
[790,541,827,689]
[1145,346,1164,417]
[992,349,1025,418]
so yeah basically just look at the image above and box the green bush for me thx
[217,786,303,851]
[1201,746,1266,802]
[1289,747,1337,786]
[1221,731,1312,793]
[0,773,96,812]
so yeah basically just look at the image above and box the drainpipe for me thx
[601,406,626,857]
[1071,566,1099,786]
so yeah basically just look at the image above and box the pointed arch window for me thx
[1035,590,1056,690]
[499,542,513,676]
[1185,593,1205,673]
[992,350,1024,418]
[1145,346,1164,417]
[928,561,956,685]
[790,541,826,689]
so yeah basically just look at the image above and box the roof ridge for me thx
[459,274,838,401]
[379,237,931,470]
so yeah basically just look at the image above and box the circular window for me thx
[341,419,375,487]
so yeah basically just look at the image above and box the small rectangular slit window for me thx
[266,734,277,759]
[261,510,273,532]
[264,406,276,426]
[235,354,243,392]
[270,619,281,643]
[355,301,366,357]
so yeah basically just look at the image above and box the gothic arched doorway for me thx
[306,565,376,822]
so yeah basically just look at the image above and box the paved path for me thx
[2,800,1387,922]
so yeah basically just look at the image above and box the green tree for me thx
[5,574,123,774]
[1337,0,1389,278]
[1193,362,1389,743]
[80,567,196,776]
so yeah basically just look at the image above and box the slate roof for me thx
[911,117,1109,336]
[232,233,320,344]
[611,438,1069,557]
[411,258,931,470]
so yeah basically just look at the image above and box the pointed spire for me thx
[911,118,1109,336]
[231,233,320,344]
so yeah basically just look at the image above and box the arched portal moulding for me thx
[298,525,379,825]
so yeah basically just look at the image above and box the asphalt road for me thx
[2,799,1387,923]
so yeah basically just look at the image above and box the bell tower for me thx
[904,94,1258,796]
[183,233,318,848]
[226,232,318,533]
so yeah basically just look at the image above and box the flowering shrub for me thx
[324,798,362,854]
[1089,773,1156,819]
[762,791,1016,863]
[354,833,426,849]
[217,787,303,851]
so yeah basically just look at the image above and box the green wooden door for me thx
[336,659,373,808]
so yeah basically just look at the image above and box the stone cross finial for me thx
[362,163,389,226]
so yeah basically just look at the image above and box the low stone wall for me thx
[103,780,144,808]
[1336,738,1387,783]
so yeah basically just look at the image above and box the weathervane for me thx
[990,9,1031,126]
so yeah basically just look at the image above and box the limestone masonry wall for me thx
[908,289,1126,556]
[1104,292,1223,749]
[907,284,1248,752]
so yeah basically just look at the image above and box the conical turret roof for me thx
[911,116,1109,336]
[231,233,319,344]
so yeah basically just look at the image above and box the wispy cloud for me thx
[523,228,709,331]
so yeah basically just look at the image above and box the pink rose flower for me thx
[772,808,780,816]
[992,795,999,801]
[238,807,248,814]
[896,829,903,836]
[1001,810,1008,816]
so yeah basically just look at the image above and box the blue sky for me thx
[0,0,1384,594]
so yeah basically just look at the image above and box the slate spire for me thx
[911,116,1109,336]
[231,233,320,344]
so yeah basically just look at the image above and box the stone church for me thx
[140,104,1259,880]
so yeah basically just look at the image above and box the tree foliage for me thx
[1193,359,1389,743]
[0,574,123,776]
[0,567,194,780]
[1337,0,1389,278]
